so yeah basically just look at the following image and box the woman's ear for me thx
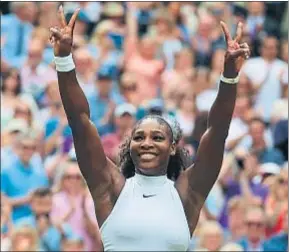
[170,142,177,156]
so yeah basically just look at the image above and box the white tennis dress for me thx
[100,173,191,251]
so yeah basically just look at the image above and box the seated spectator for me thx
[238,206,266,251]
[1,118,28,148]
[224,196,247,242]
[30,27,55,65]
[1,2,37,69]
[15,188,75,251]
[1,68,39,129]
[1,132,49,222]
[242,36,288,122]
[20,38,57,105]
[51,160,102,251]
[195,220,224,251]
[12,101,44,142]
[119,72,140,107]
[102,103,137,162]
[175,92,197,138]
[191,14,222,67]
[236,117,285,165]
[246,2,280,41]
[87,72,124,136]
[1,69,22,129]
[161,48,195,104]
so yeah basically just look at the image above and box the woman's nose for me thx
[140,138,153,149]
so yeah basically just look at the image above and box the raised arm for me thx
[124,3,139,63]
[179,22,250,208]
[49,8,125,210]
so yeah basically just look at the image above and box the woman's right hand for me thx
[49,6,80,57]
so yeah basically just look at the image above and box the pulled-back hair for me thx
[117,115,192,181]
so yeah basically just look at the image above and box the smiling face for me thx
[130,118,176,176]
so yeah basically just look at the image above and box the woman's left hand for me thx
[221,21,250,78]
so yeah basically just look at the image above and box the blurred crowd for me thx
[1,1,288,251]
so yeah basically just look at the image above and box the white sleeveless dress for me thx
[100,174,190,251]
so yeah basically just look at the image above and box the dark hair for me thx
[1,68,21,95]
[249,117,266,127]
[117,115,191,181]
[32,187,52,198]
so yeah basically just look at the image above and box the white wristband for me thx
[220,73,240,84]
[54,54,75,72]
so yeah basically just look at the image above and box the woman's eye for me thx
[153,136,164,141]
[133,136,143,141]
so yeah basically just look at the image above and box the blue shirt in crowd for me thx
[1,157,49,222]
[87,90,124,136]
[1,13,33,69]
[263,232,288,252]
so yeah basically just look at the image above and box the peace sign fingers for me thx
[68,8,80,29]
[49,6,80,57]
[58,5,67,28]
[234,22,243,43]
[220,21,232,44]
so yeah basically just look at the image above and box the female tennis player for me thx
[50,7,250,251]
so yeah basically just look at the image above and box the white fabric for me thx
[226,117,248,143]
[242,57,288,121]
[100,174,190,251]
[196,89,218,112]
[220,73,240,84]
[54,54,75,72]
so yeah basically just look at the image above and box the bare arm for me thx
[177,22,250,210]
[49,7,124,210]
[124,3,139,63]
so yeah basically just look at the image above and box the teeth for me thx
[141,154,156,159]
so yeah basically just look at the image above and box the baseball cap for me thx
[260,163,281,175]
[114,103,136,117]
[5,118,28,134]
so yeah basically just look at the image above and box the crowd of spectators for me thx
[1,1,288,251]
